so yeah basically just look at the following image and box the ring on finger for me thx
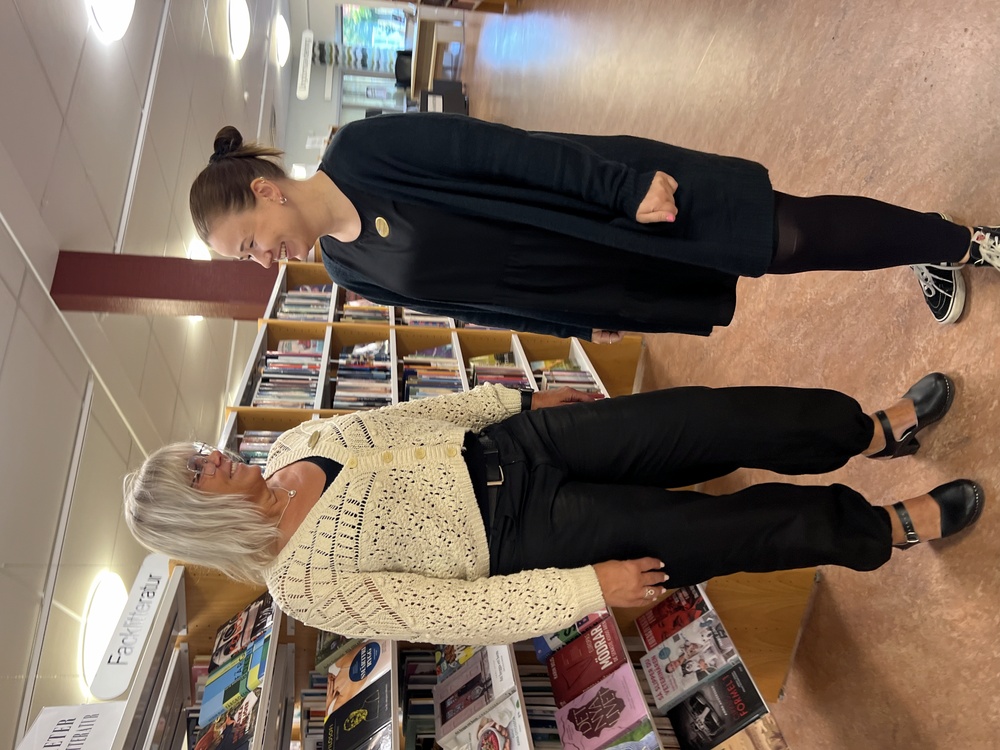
[644,587,656,599]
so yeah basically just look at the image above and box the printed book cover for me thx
[326,639,393,717]
[325,672,394,750]
[532,610,610,662]
[640,612,738,712]
[450,692,532,750]
[665,662,767,750]
[316,632,363,672]
[548,616,628,707]
[209,592,272,673]
[432,645,518,744]
[195,686,260,750]
[555,664,651,750]
[435,644,481,681]
[635,586,710,651]
[602,718,661,750]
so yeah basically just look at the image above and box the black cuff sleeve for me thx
[520,389,534,412]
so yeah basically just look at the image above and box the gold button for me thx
[346,457,358,469]
[446,447,458,458]
[414,447,426,459]
[375,217,390,237]
[308,432,320,447]
[382,451,393,463]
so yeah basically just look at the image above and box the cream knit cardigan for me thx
[262,383,605,645]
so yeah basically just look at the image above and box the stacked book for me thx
[468,352,531,389]
[340,296,391,324]
[401,343,464,401]
[401,309,455,327]
[191,593,275,750]
[299,671,329,750]
[237,429,283,467]
[400,649,438,750]
[531,358,602,394]
[276,283,334,321]
[332,340,393,410]
[322,639,396,750]
[432,645,533,750]
[252,339,324,408]
[637,586,769,750]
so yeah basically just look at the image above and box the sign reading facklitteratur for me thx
[16,701,125,750]
[90,553,171,700]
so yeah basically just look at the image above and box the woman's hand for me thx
[635,171,679,224]
[530,387,602,410]
[591,329,624,344]
[594,557,670,607]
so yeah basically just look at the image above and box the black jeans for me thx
[482,386,893,587]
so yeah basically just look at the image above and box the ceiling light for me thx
[275,14,290,67]
[187,238,212,261]
[290,164,308,180]
[228,0,251,61]
[85,0,136,43]
[79,571,128,692]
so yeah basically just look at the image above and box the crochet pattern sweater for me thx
[262,384,606,645]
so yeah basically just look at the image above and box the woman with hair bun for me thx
[189,117,1000,338]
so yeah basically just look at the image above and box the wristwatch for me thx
[519,389,534,412]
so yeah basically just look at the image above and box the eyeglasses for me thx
[186,442,247,487]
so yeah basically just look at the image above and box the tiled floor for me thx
[470,2,1000,747]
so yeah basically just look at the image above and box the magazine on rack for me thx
[665,662,767,750]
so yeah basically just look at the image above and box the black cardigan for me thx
[319,114,774,338]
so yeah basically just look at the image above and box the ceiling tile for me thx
[0,0,65,207]
[148,23,194,193]
[123,0,168,104]
[60,422,130,567]
[40,126,115,254]
[97,313,152,396]
[0,313,83,566]
[0,565,43,675]
[0,261,18,364]
[12,0,88,116]
[18,271,90,394]
[122,140,171,257]
[138,337,179,439]
[151,314,190,384]
[90,380,133,464]
[65,35,142,233]
[0,675,27,750]
[0,210,27,299]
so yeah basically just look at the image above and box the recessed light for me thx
[229,0,251,61]
[187,238,212,261]
[275,14,290,67]
[85,0,136,43]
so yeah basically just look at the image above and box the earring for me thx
[280,197,287,205]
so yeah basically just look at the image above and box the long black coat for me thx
[319,114,774,338]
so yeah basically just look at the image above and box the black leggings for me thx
[768,192,972,274]
[484,386,893,588]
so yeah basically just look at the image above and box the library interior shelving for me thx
[111,261,813,750]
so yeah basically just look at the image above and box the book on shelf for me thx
[548,617,629,708]
[402,344,464,401]
[640,612,738,713]
[664,662,767,750]
[325,672,394,750]
[315,632,363,672]
[635,586,711,652]
[401,309,455,327]
[199,593,275,727]
[555,663,655,750]
[277,284,334,321]
[326,639,393,717]
[468,352,531,389]
[435,644,480,681]
[449,691,533,750]
[196,686,262,750]
[531,610,610,663]
[333,341,393,410]
[432,645,519,750]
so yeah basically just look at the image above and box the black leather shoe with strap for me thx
[868,372,954,458]
[891,479,985,549]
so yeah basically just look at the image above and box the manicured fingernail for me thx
[663,574,670,582]
[658,561,665,568]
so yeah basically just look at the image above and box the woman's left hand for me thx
[594,558,670,607]
[530,387,603,410]
[635,171,679,224]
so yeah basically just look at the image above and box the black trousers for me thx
[482,386,893,587]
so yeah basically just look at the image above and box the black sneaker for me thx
[968,226,1000,271]
[911,263,966,324]
[910,212,965,325]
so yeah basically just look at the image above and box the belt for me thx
[477,433,504,528]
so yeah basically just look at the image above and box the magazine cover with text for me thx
[325,672,394,750]
[547,616,628,707]
[635,586,710,652]
[326,639,393,717]
[209,592,273,673]
[639,612,737,712]
[665,662,767,750]
[555,664,651,750]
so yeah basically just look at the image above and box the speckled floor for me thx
[468,2,1000,747]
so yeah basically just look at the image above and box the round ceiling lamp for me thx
[85,0,136,43]
[275,14,290,67]
[229,0,251,61]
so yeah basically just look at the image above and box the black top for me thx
[296,455,342,493]
[317,113,774,338]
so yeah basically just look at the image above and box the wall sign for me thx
[16,702,126,750]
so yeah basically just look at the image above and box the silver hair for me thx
[122,442,281,584]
